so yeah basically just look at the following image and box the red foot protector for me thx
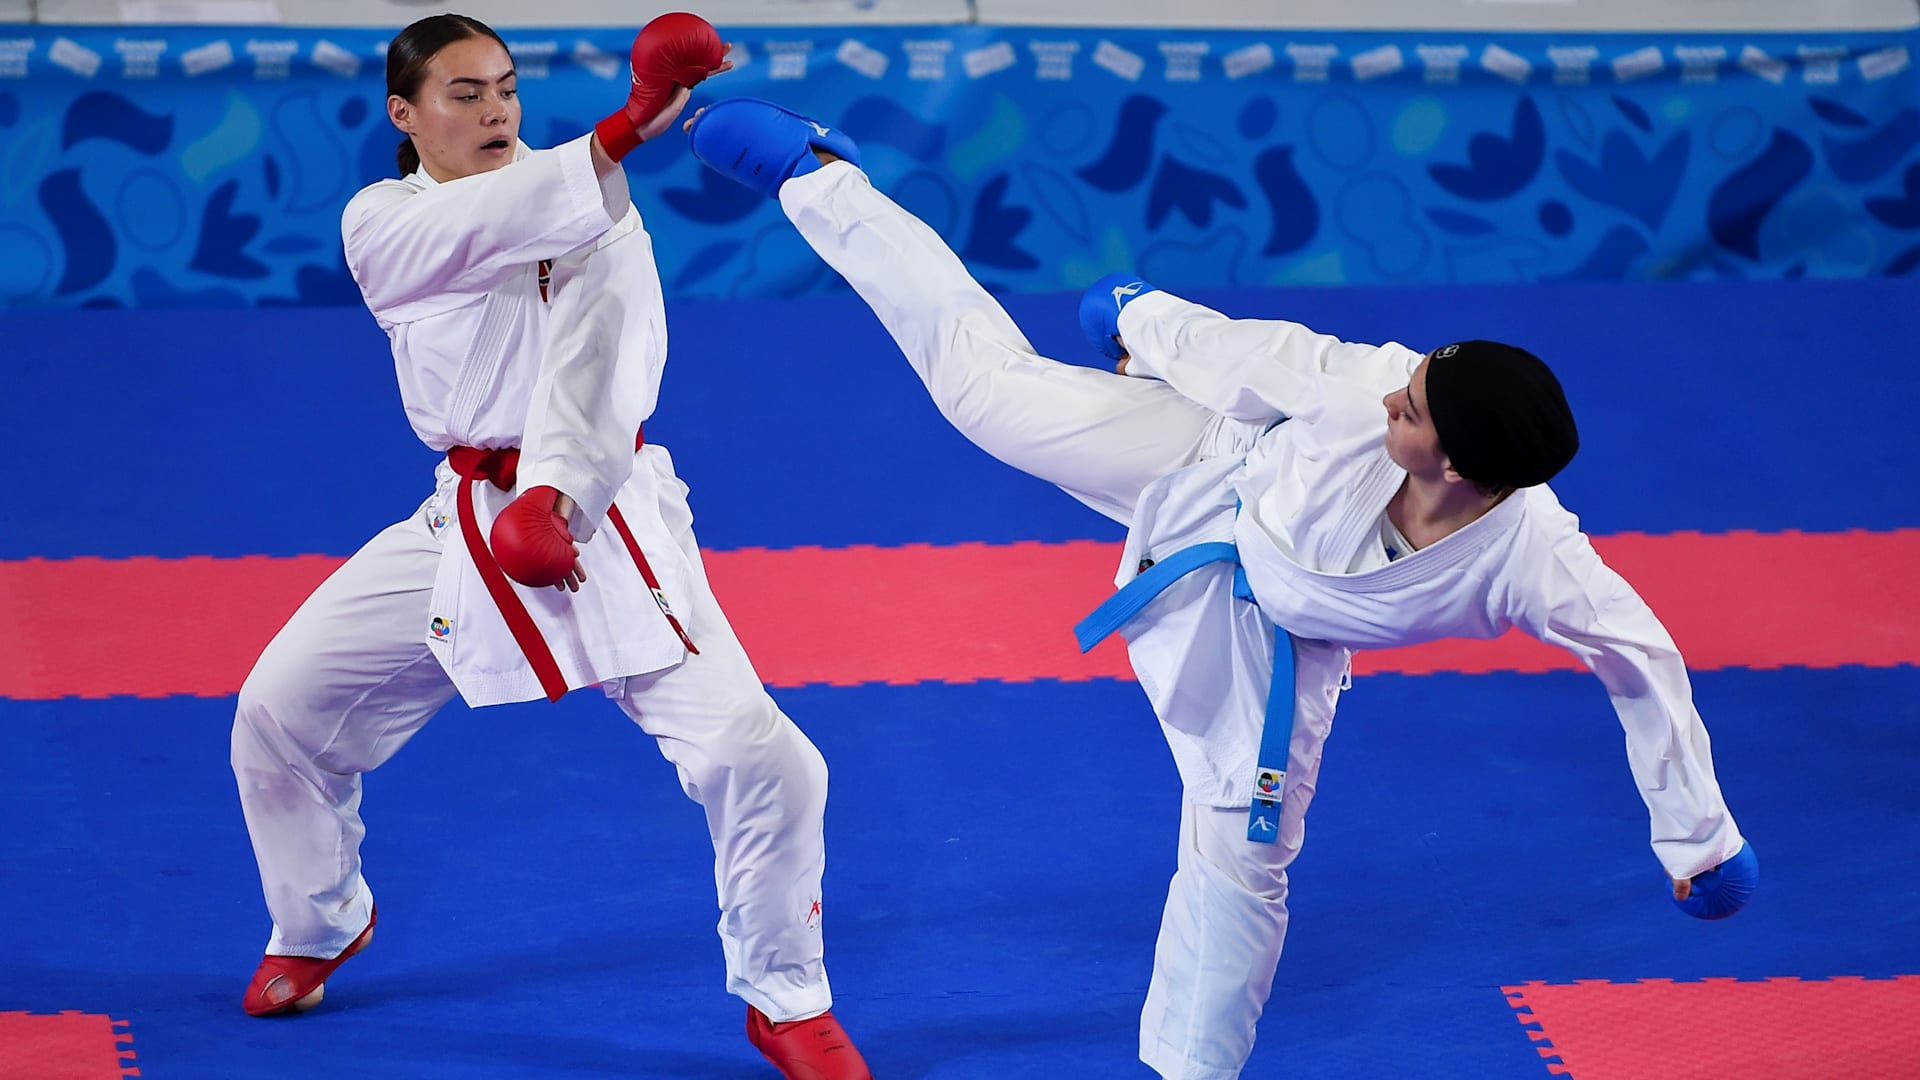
[747,1006,873,1080]
[1504,975,1920,1078]
[242,905,377,1016]
[0,1011,136,1079]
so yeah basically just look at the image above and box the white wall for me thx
[972,0,1920,32]
[28,0,973,27]
[16,0,1920,28]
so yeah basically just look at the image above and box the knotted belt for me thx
[1073,541,1296,844]
[445,429,697,703]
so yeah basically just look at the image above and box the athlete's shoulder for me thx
[343,175,427,228]
[1508,486,1603,578]
[1517,482,1576,520]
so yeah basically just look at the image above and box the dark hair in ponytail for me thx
[387,13,510,175]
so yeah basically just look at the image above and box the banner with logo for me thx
[0,25,1915,308]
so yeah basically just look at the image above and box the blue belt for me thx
[1073,541,1295,844]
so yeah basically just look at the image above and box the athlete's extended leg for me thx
[232,510,456,1012]
[780,162,1229,523]
[687,98,1233,524]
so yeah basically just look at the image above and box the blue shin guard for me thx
[686,97,862,198]
[1673,841,1759,920]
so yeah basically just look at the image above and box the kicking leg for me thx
[781,163,1226,523]
[689,99,1228,524]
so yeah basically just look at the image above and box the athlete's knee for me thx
[1221,847,1291,903]
[739,706,828,806]
[685,694,828,812]
[233,648,342,770]
[1196,808,1296,902]
[233,657,298,763]
[920,310,1029,419]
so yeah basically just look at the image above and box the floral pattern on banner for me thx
[0,26,1916,309]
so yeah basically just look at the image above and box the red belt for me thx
[445,431,697,703]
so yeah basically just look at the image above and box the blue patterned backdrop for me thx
[0,24,1917,308]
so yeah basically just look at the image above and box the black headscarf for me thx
[1422,340,1579,490]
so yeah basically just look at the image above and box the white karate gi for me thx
[230,135,834,1022]
[778,161,1744,1078]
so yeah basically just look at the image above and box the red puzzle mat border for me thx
[1504,975,1920,1079]
[0,1011,138,1079]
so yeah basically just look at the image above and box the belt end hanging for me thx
[1246,764,1286,843]
[1246,795,1282,844]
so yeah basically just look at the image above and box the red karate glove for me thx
[490,486,584,590]
[594,12,728,161]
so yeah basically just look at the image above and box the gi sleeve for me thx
[1114,291,1424,421]
[1518,523,1746,882]
[513,206,666,542]
[342,134,630,322]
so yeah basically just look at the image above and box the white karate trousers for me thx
[781,162,1334,1077]
[230,493,834,1022]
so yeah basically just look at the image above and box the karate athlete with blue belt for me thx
[679,98,1756,1080]
[227,20,871,1078]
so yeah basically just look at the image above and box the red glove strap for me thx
[594,111,643,163]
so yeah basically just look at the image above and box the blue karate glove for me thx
[1671,842,1758,920]
[1078,272,1159,363]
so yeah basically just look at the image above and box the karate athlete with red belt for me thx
[228,17,871,1078]
[681,98,1756,1080]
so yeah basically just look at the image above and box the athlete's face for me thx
[389,36,521,182]
[1382,355,1450,478]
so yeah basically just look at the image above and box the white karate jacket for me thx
[342,135,697,705]
[1116,292,1744,881]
